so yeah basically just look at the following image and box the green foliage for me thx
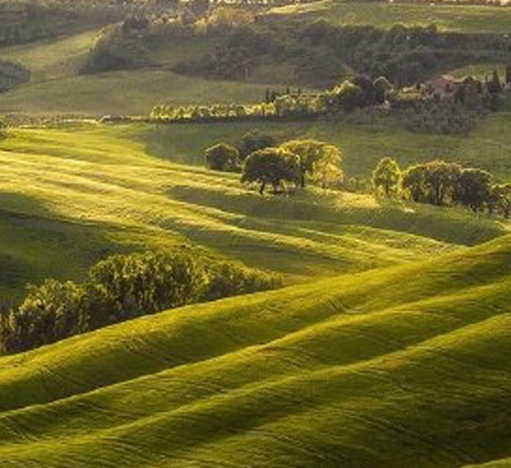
[281,140,343,188]
[82,24,149,74]
[400,100,477,136]
[236,131,277,160]
[372,157,401,197]
[402,160,462,206]
[374,76,393,104]
[1,250,280,354]
[202,262,280,302]
[333,81,364,111]
[205,143,240,172]
[241,147,300,195]
[455,168,493,213]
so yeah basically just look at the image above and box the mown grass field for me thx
[270,0,511,33]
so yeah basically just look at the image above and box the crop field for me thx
[1,2,511,465]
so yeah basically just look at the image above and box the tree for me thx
[311,144,344,189]
[205,143,240,172]
[1,280,85,352]
[401,161,461,206]
[84,251,207,326]
[424,160,462,206]
[374,76,393,104]
[241,148,300,195]
[372,158,401,197]
[333,81,364,111]
[281,140,343,188]
[487,70,502,95]
[455,168,492,213]
[237,131,276,159]
[402,164,428,203]
[492,184,511,218]
[352,75,377,106]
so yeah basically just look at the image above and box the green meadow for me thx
[272,0,511,33]
[0,99,510,468]
[141,112,511,179]
[1,197,511,466]
[1,1,511,465]
[2,122,503,301]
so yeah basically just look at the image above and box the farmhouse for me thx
[426,74,463,99]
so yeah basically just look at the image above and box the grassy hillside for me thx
[270,0,511,33]
[139,112,511,179]
[0,28,102,81]
[0,29,278,115]
[0,123,505,302]
[1,233,511,466]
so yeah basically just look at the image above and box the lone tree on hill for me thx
[241,148,300,195]
[281,140,343,188]
[205,143,240,172]
[372,158,401,197]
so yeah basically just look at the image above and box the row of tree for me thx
[372,158,511,216]
[204,134,511,218]
[0,250,279,354]
[150,75,394,123]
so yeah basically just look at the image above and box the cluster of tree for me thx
[372,158,511,216]
[399,100,477,136]
[0,250,280,354]
[205,137,344,194]
[177,20,511,88]
[150,75,395,124]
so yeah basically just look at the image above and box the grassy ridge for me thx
[0,235,511,466]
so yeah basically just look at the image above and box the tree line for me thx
[150,70,510,137]
[372,158,511,216]
[204,131,511,219]
[0,250,280,354]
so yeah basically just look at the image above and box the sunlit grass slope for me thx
[269,0,511,33]
[140,113,511,179]
[0,123,505,300]
[1,234,511,467]
[0,31,276,115]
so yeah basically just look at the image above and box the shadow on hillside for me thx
[166,185,506,247]
[0,192,134,303]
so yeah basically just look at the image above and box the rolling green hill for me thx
[0,229,511,467]
[140,113,511,179]
[0,122,505,300]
